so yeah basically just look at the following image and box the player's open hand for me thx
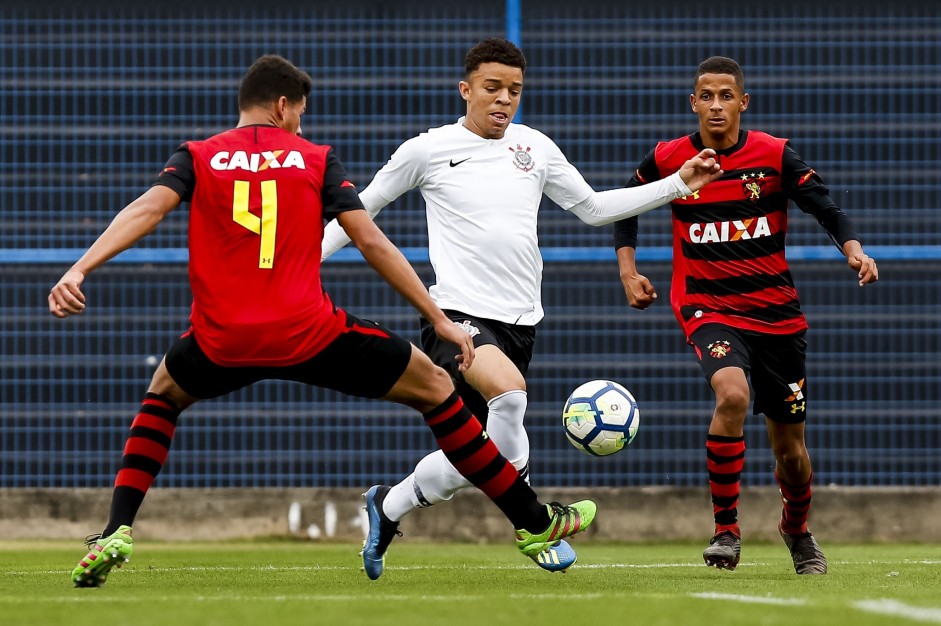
[847,253,878,286]
[678,148,723,192]
[622,273,657,310]
[432,319,476,372]
[48,269,87,318]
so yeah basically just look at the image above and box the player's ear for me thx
[739,93,749,112]
[458,80,471,101]
[689,93,697,112]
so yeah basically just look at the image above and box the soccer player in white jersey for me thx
[322,38,722,579]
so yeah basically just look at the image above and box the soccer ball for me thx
[562,379,640,456]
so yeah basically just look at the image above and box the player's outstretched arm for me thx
[842,240,879,286]
[677,148,724,192]
[337,209,475,371]
[569,150,722,227]
[48,185,181,318]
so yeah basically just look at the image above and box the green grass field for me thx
[3,540,941,626]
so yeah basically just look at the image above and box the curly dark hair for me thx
[694,56,745,92]
[238,55,313,111]
[464,38,526,77]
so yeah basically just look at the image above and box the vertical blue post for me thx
[506,0,523,123]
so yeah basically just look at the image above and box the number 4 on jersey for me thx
[232,179,278,269]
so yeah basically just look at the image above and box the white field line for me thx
[0,592,609,604]
[690,593,941,624]
[0,595,478,604]
[8,594,941,616]
[9,557,941,578]
[4,561,735,577]
[854,600,941,624]
[689,592,807,606]
[833,560,941,566]
[6,582,941,620]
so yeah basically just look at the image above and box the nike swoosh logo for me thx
[449,158,471,167]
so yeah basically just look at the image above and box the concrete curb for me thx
[3,486,938,543]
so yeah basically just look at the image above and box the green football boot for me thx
[71,525,134,588]
[516,501,596,558]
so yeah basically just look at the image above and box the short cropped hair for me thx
[238,55,313,111]
[694,56,745,92]
[464,38,527,77]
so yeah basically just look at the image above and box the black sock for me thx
[102,392,180,536]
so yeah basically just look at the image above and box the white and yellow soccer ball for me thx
[562,379,640,456]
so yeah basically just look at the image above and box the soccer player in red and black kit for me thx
[613,56,878,575]
[49,55,596,588]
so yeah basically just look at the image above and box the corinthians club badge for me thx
[509,144,534,172]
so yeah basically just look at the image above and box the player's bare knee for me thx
[714,385,749,417]
[771,439,808,470]
[391,357,454,412]
[147,362,197,411]
[425,364,454,401]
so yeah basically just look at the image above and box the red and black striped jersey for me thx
[153,124,364,366]
[613,130,859,338]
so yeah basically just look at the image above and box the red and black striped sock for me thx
[706,433,745,536]
[102,392,180,536]
[423,392,549,532]
[776,469,813,535]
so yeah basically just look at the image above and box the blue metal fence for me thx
[1,0,939,487]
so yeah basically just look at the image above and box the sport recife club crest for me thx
[707,340,732,359]
[740,171,766,202]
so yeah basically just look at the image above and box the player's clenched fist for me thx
[48,269,86,318]
[678,148,723,193]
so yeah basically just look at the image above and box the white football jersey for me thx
[358,119,595,325]
[322,117,691,324]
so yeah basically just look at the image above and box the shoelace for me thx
[83,533,103,549]
[545,502,582,536]
[546,502,572,517]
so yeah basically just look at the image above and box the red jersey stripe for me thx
[684,285,800,311]
[685,253,790,281]
[683,311,808,336]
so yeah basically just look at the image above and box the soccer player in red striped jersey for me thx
[49,54,596,588]
[613,56,878,575]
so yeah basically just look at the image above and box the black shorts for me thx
[165,312,413,400]
[419,311,535,425]
[689,323,809,424]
